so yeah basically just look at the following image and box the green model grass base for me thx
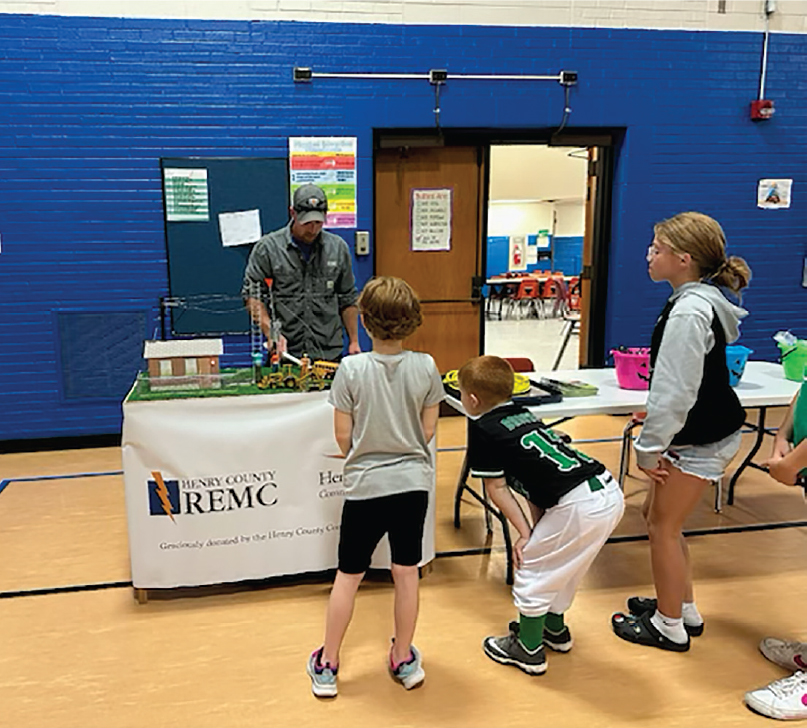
[125,367,326,402]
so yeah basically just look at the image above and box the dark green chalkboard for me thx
[161,157,289,335]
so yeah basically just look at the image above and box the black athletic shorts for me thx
[337,490,429,574]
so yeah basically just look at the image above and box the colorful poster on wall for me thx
[411,188,452,251]
[289,137,357,227]
[509,235,527,271]
[757,179,792,209]
[164,168,209,222]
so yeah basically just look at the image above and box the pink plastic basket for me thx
[611,347,651,390]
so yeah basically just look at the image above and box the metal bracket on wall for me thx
[292,66,577,86]
[293,66,578,130]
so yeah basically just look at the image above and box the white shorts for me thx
[663,430,742,483]
[513,470,625,617]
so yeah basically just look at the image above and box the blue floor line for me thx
[0,470,123,498]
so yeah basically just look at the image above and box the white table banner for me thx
[122,391,435,589]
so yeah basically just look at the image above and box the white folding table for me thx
[448,361,800,584]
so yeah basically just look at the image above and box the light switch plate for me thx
[355,230,370,255]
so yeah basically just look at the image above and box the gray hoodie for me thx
[634,281,748,469]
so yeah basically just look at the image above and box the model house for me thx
[143,339,223,388]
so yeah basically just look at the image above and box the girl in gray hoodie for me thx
[612,211,751,652]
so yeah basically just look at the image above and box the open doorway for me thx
[483,144,588,371]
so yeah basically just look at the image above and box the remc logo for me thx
[147,471,180,522]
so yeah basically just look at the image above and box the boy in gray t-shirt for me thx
[306,276,444,699]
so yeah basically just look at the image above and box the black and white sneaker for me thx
[507,619,574,653]
[543,626,574,653]
[627,596,704,637]
[482,633,547,675]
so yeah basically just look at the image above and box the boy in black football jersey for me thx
[458,355,624,675]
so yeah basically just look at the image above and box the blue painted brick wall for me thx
[0,15,805,439]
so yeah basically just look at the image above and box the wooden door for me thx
[578,147,597,366]
[374,146,484,373]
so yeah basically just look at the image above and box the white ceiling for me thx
[489,145,588,203]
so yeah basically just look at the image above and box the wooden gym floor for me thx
[2,412,807,727]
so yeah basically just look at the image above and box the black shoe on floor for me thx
[507,619,573,653]
[627,596,704,637]
[543,626,573,653]
[483,632,547,675]
[612,611,690,652]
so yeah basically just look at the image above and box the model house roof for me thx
[143,339,224,359]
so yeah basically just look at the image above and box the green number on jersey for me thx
[520,429,592,472]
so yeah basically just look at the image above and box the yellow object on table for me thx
[442,370,531,396]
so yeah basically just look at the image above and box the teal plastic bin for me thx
[725,345,753,387]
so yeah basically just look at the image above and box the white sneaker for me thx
[745,672,807,720]
[306,648,338,698]
[389,644,425,690]
[761,638,807,671]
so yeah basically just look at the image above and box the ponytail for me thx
[709,255,751,296]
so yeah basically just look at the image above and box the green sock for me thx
[518,614,546,651]
[545,612,565,634]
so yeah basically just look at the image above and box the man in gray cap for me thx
[242,183,360,361]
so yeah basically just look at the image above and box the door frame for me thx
[374,127,620,367]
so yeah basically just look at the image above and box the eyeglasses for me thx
[646,242,685,262]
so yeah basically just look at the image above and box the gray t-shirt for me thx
[328,350,445,500]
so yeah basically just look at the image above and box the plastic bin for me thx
[725,345,753,387]
[778,340,807,382]
[612,347,651,390]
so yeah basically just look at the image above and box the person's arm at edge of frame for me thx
[334,236,361,355]
[767,440,807,486]
[482,477,533,568]
[765,393,796,463]
[341,305,361,355]
[333,409,353,458]
[761,393,805,485]
[421,403,440,444]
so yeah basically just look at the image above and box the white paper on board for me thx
[219,209,262,247]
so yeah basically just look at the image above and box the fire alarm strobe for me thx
[751,99,775,120]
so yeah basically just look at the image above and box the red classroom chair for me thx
[503,356,535,373]
[540,277,568,318]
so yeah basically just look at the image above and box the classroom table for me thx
[122,384,436,601]
[485,275,574,320]
[448,361,800,584]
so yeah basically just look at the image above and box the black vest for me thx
[650,297,745,446]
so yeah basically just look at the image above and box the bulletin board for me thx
[161,157,289,335]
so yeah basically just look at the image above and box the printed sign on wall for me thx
[411,188,452,251]
[289,137,357,227]
[164,168,210,222]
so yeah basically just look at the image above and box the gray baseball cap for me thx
[293,184,328,224]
